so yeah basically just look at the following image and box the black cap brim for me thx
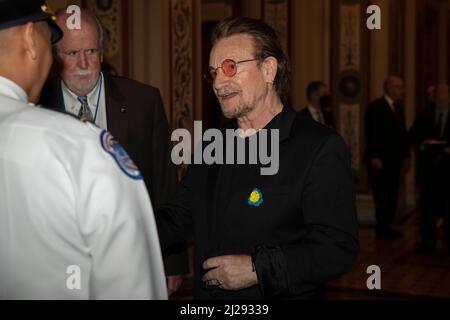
[30,11,63,44]
[0,12,62,44]
[45,18,63,44]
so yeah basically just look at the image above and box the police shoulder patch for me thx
[100,130,143,180]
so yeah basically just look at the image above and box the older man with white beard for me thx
[39,7,188,297]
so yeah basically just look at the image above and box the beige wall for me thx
[369,0,390,101]
[405,1,417,129]
[129,0,172,118]
[240,0,263,19]
[438,0,448,83]
[404,0,417,207]
[290,0,331,110]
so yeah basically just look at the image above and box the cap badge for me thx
[41,4,57,21]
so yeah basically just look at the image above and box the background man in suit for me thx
[299,81,334,128]
[39,8,187,296]
[156,16,359,300]
[410,84,450,254]
[364,75,411,239]
[427,85,436,111]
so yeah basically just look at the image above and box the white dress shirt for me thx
[0,76,167,300]
[384,95,396,112]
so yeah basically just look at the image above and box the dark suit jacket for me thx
[299,107,312,118]
[156,106,359,300]
[409,109,450,144]
[299,106,335,129]
[409,109,450,184]
[364,97,410,165]
[40,75,188,275]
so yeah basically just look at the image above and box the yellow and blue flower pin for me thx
[248,188,263,207]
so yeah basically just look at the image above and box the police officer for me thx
[0,1,167,300]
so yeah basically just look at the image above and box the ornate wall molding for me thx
[340,4,361,70]
[86,0,128,76]
[170,0,194,133]
[332,0,368,189]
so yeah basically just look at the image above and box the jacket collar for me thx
[102,74,129,144]
[103,73,125,104]
[268,105,296,142]
[229,105,296,143]
[53,74,129,144]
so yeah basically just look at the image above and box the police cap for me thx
[0,0,63,44]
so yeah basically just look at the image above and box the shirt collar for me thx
[61,73,103,110]
[0,76,28,103]
[228,106,296,143]
[307,104,322,122]
[307,104,320,113]
[384,95,395,109]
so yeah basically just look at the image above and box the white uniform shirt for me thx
[0,76,167,300]
[61,73,108,129]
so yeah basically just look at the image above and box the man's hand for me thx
[370,158,383,170]
[166,275,184,297]
[202,255,258,291]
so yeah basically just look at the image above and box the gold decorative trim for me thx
[170,0,194,132]
[86,0,124,75]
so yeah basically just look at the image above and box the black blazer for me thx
[39,75,187,275]
[409,109,450,144]
[299,106,314,119]
[299,106,335,129]
[364,97,410,165]
[156,107,359,300]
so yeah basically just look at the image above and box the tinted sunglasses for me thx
[204,58,258,84]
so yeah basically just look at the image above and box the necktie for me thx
[77,96,94,123]
[435,112,444,139]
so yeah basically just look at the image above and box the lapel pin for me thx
[120,107,127,113]
[248,188,263,207]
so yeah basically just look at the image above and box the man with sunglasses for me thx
[156,16,359,300]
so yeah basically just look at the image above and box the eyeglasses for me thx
[204,59,258,84]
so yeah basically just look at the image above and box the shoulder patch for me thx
[100,130,143,180]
